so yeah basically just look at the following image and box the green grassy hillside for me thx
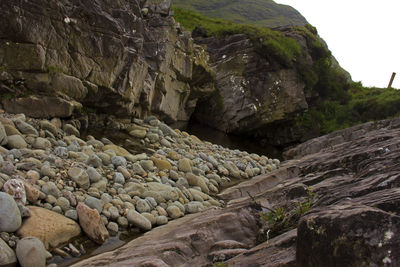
[172,0,307,28]
[172,7,302,67]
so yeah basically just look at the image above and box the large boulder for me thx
[297,204,400,267]
[17,206,81,249]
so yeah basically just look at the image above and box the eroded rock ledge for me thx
[74,117,400,266]
[0,0,214,123]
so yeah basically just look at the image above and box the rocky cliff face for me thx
[0,0,214,123]
[0,0,349,149]
[192,28,325,147]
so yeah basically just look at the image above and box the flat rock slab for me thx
[72,204,259,267]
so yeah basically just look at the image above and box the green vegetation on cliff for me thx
[296,83,400,134]
[173,7,301,66]
[173,0,307,28]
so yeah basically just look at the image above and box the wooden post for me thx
[388,72,396,88]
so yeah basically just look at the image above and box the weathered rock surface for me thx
[2,96,80,119]
[73,117,400,266]
[0,0,214,123]
[297,203,400,267]
[192,33,311,147]
[17,206,81,249]
[72,203,258,267]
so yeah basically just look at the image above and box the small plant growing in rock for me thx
[262,206,287,226]
[259,206,291,242]
[295,187,318,216]
[258,187,318,242]
[213,261,228,267]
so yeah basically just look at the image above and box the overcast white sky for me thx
[275,0,400,88]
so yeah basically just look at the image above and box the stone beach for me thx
[0,111,279,266]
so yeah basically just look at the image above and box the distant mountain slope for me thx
[172,0,308,28]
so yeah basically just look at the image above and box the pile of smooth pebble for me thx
[0,112,280,267]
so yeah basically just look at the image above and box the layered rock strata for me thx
[0,0,214,123]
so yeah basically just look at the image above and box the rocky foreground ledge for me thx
[0,110,279,267]
[72,117,400,266]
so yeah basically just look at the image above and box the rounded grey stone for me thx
[184,201,205,214]
[108,206,120,220]
[117,216,129,228]
[126,209,152,230]
[135,199,150,213]
[51,205,62,214]
[166,205,183,219]
[141,212,156,225]
[114,172,125,185]
[111,156,127,168]
[86,167,102,183]
[84,196,104,213]
[32,137,51,150]
[40,165,56,178]
[55,197,70,212]
[54,146,69,158]
[6,135,27,149]
[156,216,168,225]
[107,222,119,234]
[65,209,78,221]
[101,193,113,205]
[16,237,49,267]
[68,167,90,189]
[41,182,61,198]
[0,192,21,232]
[140,160,154,171]
[0,237,16,266]
[87,154,102,168]
[14,120,38,136]
[63,124,80,137]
